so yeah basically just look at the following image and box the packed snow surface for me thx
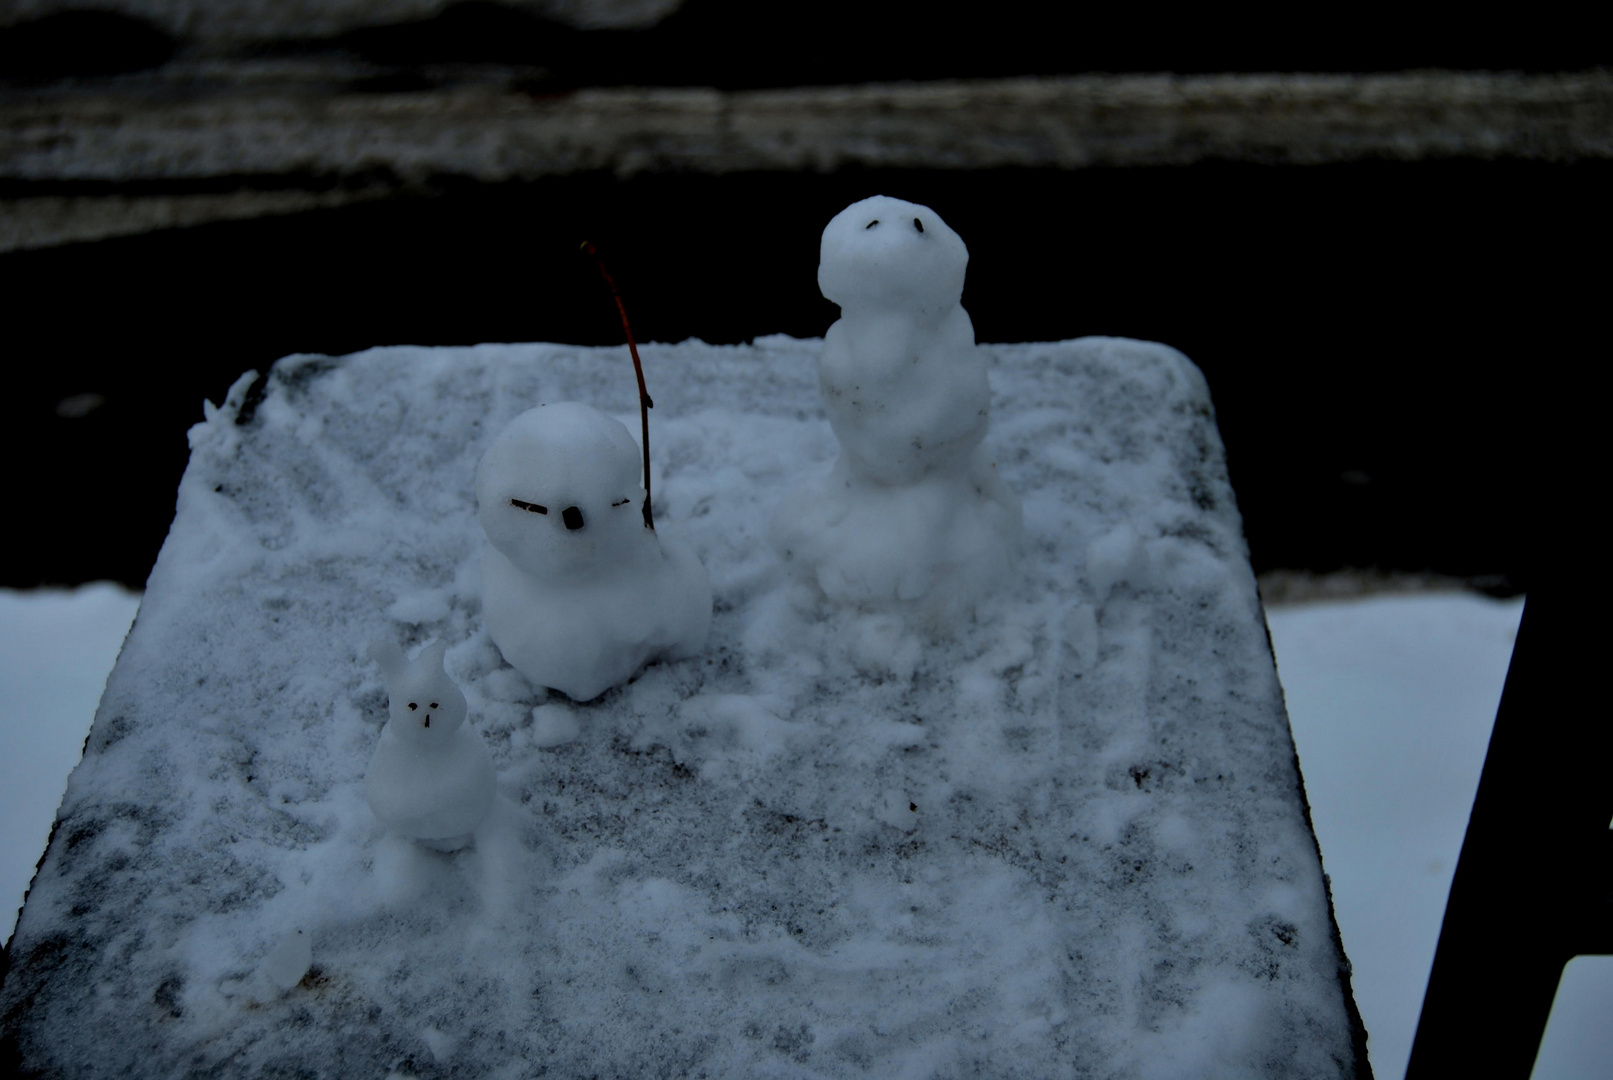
[0,337,1361,1077]
[18,588,1613,1078]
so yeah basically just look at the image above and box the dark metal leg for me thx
[1406,587,1612,1078]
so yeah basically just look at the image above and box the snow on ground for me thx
[1267,593,1521,1078]
[1265,593,1612,1080]
[0,583,140,940]
[7,587,1609,1076]
[1,347,1604,1077]
[1,338,1356,1078]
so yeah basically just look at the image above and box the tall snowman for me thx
[774,195,1022,625]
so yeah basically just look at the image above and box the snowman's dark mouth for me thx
[510,498,547,514]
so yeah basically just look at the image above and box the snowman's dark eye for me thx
[913,218,924,233]
[407,702,417,710]
[562,506,585,530]
[511,498,548,514]
[429,702,439,710]
[611,499,630,507]
[865,219,879,229]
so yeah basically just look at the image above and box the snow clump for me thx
[774,195,1022,625]
[258,928,312,993]
[364,638,496,851]
[476,402,711,700]
[1087,521,1153,606]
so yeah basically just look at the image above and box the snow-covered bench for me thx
[0,337,1367,1077]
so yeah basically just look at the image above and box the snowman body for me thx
[775,195,1022,623]
[476,402,711,701]
[816,197,989,487]
[365,639,496,852]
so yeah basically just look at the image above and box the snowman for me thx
[365,639,496,851]
[476,401,711,701]
[815,194,990,486]
[774,195,1022,623]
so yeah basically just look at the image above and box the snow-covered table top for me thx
[0,337,1366,1078]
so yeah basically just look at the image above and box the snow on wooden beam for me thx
[0,336,1368,1075]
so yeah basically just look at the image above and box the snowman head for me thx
[818,195,968,317]
[369,639,467,742]
[476,402,647,581]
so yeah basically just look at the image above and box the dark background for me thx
[3,2,1605,86]
[4,1,1605,593]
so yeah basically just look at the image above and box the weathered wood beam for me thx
[7,70,1610,183]
[4,70,1609,250]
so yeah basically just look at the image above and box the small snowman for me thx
[365,639,496,851]
[476,401,711,701]
[774,195,1022,623]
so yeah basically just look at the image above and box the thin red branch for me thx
[581,241,655,532]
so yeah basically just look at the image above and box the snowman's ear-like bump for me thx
[367,638,407,682]
[417,639,450,676]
